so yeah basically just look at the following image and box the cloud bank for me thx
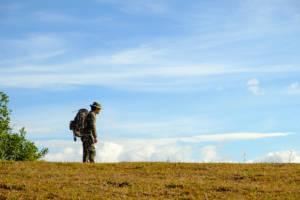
[35,132,294,162]
[248,151,300,163]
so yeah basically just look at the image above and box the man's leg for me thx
[82,138,89,163]
[89,144,96,163]
[83,146,87,163]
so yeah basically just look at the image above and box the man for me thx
[81,102,102,163]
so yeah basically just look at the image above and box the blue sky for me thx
[1,0,300,162]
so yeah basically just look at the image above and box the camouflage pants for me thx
[81,136,96,163]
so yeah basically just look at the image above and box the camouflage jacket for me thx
[82,110,97,139]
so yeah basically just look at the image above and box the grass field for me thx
[0,161,300,199]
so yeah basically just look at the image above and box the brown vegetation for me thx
[0,161,300,199]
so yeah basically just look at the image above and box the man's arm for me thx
[90,112,97,143]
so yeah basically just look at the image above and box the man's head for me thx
[90,102,102,114]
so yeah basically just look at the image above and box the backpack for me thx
[70,109,89,142]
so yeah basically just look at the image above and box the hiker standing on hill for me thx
[81,102,102,163]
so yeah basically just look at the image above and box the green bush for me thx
[0,92,48,161]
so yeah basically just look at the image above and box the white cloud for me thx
[63,147,75,154]
[98,142,123,162]
[95,132,293,147]
[44,146,82,162]
[217,87,223,91]
[116,144,193,162]
[0,35,67,65]
[35,132,293,149]
[200,145,219,162]
[19,125,59,133]
[10,121,60,133]
[41,141,194,162]
[39,142,84,162]
[41,144,300,163]
[290,82,299,89]
[79,47,164,65]
[248,85,264,95]
[1,24,300,92]
[290,82,299,90]
[247,79,264,95]
[36,132,293,162]
[1,25,300,92]
[199,145,235,163]
[1,57,298,92]
[248,150,300,163]
[99,117,215,136]
[3,35,65,53]
[284,82,300,94]
[247,78,259,85]
[193,132,292,141]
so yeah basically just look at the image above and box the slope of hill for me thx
[0,161,299,199]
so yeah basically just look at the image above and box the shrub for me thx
[0,92,48,161]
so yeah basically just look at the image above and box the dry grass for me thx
[1,161,300,199]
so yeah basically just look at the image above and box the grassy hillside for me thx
[0,161,299,199]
